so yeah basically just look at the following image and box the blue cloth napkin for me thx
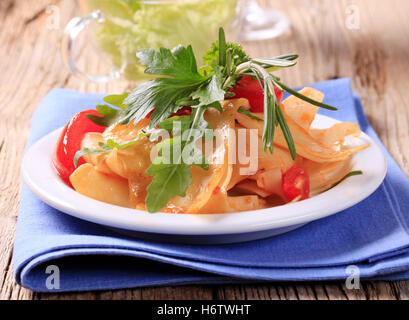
[14,78,409,292]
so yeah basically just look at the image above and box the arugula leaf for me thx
[145,133,192,213]
[187,106,214,142]
[145,163,192,213]
[103,93,129,109]
[86,93,129,127]
[73,148,110,168]
[86,105,119,127]
[181,108,211,170]
[237,106,263,122]
[144,106,213,212]
[159,113,214,138]
[159,115,193,134]
[105,138,139,150]
[145,138,208,213]
[73,131,156,168]
[73,139,136,167]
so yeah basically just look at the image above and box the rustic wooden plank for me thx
[361,282,399,300]
[1,0,409,300]
[392,281,409,300]
[216,284,282,300]
[35,286,214,300]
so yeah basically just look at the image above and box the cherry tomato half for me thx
[53,109,105,185]
[282,166,310,202]
[172,106,192,117]
[146,106,192,120]
[230,75,283,113]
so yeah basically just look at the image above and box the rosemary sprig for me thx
[273,79,338,111]
[222,50,338,159]
[331,170,363,188]
[237,107,263,122]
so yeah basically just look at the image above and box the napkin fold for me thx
[14,78,409,292]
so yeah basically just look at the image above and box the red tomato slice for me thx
[146,106,192,120]
[230,75,283,113]
[145,110,154,119]
[282,166,310,202]
[172,106,192,117]
[53,109,105,186]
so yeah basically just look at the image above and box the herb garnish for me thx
[237,106,263,122]
[330,170,363,188]
[73,131,157,167]
[85,93,130,127]
[80,27,338,212]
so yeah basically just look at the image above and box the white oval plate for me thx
[22,114,387,244]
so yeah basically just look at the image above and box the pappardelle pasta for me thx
[65,88,368,213]
[53,28,369,213]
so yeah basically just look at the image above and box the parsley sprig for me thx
[82,27,338,212]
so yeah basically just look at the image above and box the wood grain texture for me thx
[1,0,408,300]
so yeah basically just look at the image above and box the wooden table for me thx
[1,0,409,300]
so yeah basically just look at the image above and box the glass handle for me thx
[61,10,126,83]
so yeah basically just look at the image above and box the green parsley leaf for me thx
[137,45,204,81]
[191,65,225,108]
[122,78,206,128]
[122,45,210,128]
